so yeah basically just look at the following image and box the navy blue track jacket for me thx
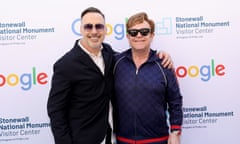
[112,49,183,143]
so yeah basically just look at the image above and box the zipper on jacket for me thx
[134,64,145,140]
[134,67,139,141]
[136,69,139,74]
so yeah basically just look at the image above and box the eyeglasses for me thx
[127,28,151,37]
[83,23,105,31]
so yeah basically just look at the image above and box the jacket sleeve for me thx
[47,61,72,144]
[165,68,183,131]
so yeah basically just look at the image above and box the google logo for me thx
[71,18,126,40]
[175,59,225,81]
[0,67,48,91]
[71,17,171,40]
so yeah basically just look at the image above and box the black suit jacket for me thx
[47,40,114,144]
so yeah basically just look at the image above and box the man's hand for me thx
[158,51,174,69]
[168,132,181,144]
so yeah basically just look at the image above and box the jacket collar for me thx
[124,48,159,63]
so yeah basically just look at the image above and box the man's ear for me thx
[126,34,130,39]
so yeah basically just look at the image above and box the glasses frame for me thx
[127,28,151,37]
[83,23,105,31]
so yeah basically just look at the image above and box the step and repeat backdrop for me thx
[0,0,239,143]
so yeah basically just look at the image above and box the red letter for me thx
[215,64,225,76]
[37,73,48,85]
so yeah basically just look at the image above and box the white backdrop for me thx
[0,0,239,143]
